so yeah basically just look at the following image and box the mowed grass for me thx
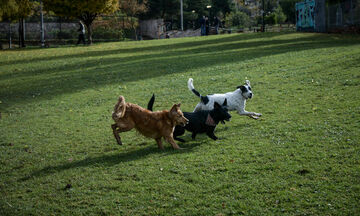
[1,32,359,215]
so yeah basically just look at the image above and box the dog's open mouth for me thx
[181,120,189,127]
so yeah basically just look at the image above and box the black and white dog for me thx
[188,78,262,120]
[147,94,231,142]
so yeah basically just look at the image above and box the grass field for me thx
[1,32,360,215]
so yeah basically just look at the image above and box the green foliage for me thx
[43,0,119,44]
[0,0,17,21]
[142,0,231,29]
[211,0,232,16]
[274,6,286,24]
[15,0,33,19]
[279,0,297,23]
[265,6,287,25]
[119,0,148,40]
[1,33,360,215]
[265,0,279,12]
[143,0,214,28]
[225,11,251,28]
[0,0,33,22]
[42,0,118,19]
[92,27,124,40]
[143,0,179,19]
[265,12,276,25]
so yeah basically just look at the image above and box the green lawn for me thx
[1,32,359,215]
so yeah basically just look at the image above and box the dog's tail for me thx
[112,96,126,120]
[147,94,155,111]
[188,78,201,98]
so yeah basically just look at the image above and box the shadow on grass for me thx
[1,33,276,66]
[1,33,359,110]
[20,142,201,181]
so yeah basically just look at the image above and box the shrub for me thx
[92,27,124,40]
[274,6,287,24]
[265,13,276,25]
[225,11,251,28]
[265,6,287,25]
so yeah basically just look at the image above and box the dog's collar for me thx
[205,114,216,126]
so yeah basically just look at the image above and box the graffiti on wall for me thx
[296,0,315,30]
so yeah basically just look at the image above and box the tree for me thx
[225,11,251,28]
[42,0,119,44]
[0,0,18,48]
[211,0,232,17]
[144,0,179,19]
[143,0,237,30]
[0,0,18,21]
[182,0,210,29]
[264,6,286,25]
[274,6,286,24]
[119,0,148,40]
[279,0,297,23]
[16,0,33,47]
[0,0,33,48]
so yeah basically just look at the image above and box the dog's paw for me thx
[249,115,259,120]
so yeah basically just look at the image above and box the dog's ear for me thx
[170,104,178,113]
[177,103,181,107]
[245,80,251,86]
[214,102,221,109]
[222,98,227,106]
[237,85,246,92]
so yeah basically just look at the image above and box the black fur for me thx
[147,94,155,110]
[147,95,231,142]
[201,96,209,105]
[237,85,247,93]
[192,89,201,97]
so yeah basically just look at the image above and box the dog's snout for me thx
[182,117,189,125]
[249,93,253,98]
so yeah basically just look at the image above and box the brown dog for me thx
[111,96,188,149]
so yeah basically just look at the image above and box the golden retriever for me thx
[111,96,188,149]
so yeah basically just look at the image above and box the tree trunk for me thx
[79,12,98,45]
[59,17,62,40]
[133,25,137,40]
[85,22,92,45]
[129,17,137,40]
[18,19,21,47]
[9,22,12,49]
[18,18,26,48]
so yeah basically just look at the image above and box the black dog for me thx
[147,94,231,142]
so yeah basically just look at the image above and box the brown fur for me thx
[111,96,188,149]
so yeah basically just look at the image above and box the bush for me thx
[225,11,251,28]
[92,27,124,40]
[265,13,276,25]
[265,6,287,25]
[274,6,287,24]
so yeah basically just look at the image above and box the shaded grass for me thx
[1,32,360,215]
